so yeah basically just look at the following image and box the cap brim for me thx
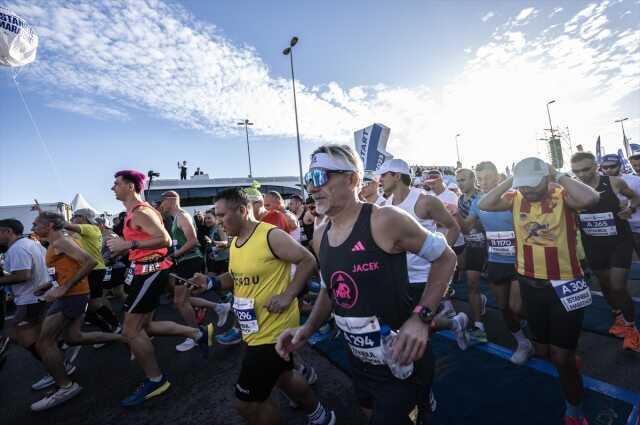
[512,175,545,188]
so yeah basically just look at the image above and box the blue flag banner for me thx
[354,123,393,171]
[595,136,602,163]
[617,149,633,174]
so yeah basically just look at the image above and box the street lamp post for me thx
[455,133,461,166]
[282,36,305,195]
[546,100,556,139]
[237,119,254,178]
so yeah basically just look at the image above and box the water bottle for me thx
[380,324,414,380]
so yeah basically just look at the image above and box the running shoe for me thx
[216,327,242,345]
[31,382,82,411]
[510,340,533,366]
[623,326,640,353]
[214,302,231,328]
[468,326,488,344]
[32,362,77,391]
[480,294,487,317]
[452,313,469,351]
[608,314,626,338]
[196,323,214,358]
[175,338,197,352]
[435,302,455,322]
[308,410,336,425]
[64,345,82,365]
[564,415,589,425]
[121,377,171,407]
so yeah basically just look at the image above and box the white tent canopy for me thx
[71,193,96,213]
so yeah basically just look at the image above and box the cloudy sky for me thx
[1,0,639,212]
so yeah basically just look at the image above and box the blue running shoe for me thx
[216,327,242,345]
[196,323,214,358]
[121,376,171,407]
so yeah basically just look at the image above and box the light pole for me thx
[237,119,254,178]
[546,100,556,139]
[283,36,304,195]
[455,133,461,166]
[615,117,630,155]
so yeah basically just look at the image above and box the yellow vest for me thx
[230,222,298,346]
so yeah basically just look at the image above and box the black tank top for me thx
[579,175,631,240]
[318,203,412,330]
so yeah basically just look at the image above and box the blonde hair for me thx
[311,144,364,180]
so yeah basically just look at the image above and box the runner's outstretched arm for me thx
[477,177,513,211]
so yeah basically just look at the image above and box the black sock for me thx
[85,311,113,332]
[27,343,42,362]
[96,306,120,329]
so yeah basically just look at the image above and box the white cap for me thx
[512,157,549,188]
[374,159,411,176]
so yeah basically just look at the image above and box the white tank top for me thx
[387,188,436,283]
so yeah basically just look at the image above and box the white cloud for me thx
[47,98,130,121]
[464,47,472,54]
[549,7,563,18]
[514,7,538,23]
[481,12,495,22]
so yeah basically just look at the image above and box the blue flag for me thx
[595,136,602,163]
[617,149,633,174]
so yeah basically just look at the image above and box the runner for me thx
[479,157,600,425]
[571,152,640,351]
[158,191,230,352]
[629,146,640,176]
[190,188,335,425]
[458,161,534,363]
[454,169,488,337]
[264,191,299,235]
[288,194,310,246]
[359,171,386,205]
[277,145,457,425]
[30,212,123,411]
[106,170,212,406]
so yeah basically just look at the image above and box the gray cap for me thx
[374,159,411,176]
[73,208,97,225]
[512,157,549,188]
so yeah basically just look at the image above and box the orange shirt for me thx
[46,240,90,296]
[261,210,289,232]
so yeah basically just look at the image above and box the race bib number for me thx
[465,231,485,245]
[103,267,112,282]
[124,263,135,285]
[334,315,384,365]
[138,262,162,275]
[47,267,60,288]
[551,278,592,312]
[233,297,259,335]
[486,231,516,257]
[579,212,617,237]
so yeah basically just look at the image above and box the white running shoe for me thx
[435,301,455,322]
[64,345,82,364]
[452,313,470,351]
[480,294,488,317]
[30,382,82,411]
[215,303,231,328]
[32,362,77,391]
[510,340,533,366]
[175,338,197,352]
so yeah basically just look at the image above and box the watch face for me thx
[419,307,433,323]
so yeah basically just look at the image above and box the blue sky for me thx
[1,0,639,213]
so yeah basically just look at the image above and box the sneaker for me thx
[216,327,242,345]
[480,294,487,317]
[510,340,533,366]
[32,362,77,391]
[175,338,197,352]
[196,323,214,358]
[452,313,469,351]
[468,326,488,344]
[564,416,588,425]
[609,314,626,338]
[308,410,336,425]
[121,377,171,407]
[64,345,81,364]
[435,302,455,322]
[298,364,318,385]
[214,303,231,328]
[31,382,82,411]
[623,327,640,353]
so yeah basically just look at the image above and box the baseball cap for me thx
[424,170,443,183]
[629,145,640,160]
[73,208,97,225]
[374,159,411,176]
[363,171,378,183]
[512,157,549,188]
[600,153,621,165]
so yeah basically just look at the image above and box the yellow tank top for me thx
[513,187,583,281]
[229,222,298,346]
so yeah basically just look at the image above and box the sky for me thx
[1,0,639,213]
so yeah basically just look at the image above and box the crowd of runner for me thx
[1,144,639,425]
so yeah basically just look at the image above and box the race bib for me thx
[124,263,135,285]
[334,315,384,365]
[233,297,259,335]
[103,267,112,282]
[579,212,617,237]
[486,231,516,257]
[47,267,60,288]
[551,278,593,312]
[464,231,486,245]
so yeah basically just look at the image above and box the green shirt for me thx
[171,211,202,263]
[76,224,105,270]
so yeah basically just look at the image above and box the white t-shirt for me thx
[620,174,640,233]
[434,189,465,247]
[3,238,48,305]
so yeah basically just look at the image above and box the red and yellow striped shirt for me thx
[512,187,583,280]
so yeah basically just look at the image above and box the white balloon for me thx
[0,6,38,67]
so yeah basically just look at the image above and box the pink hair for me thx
[115,170,146,193]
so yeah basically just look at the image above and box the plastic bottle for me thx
[380,324,414,379]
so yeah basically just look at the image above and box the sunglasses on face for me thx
[601,164,620,170]
[304,169,349,188]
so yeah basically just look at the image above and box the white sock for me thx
[475,322,485,331]
[513,330,528,345]
[307,402,328,424]
[149,374,163,383]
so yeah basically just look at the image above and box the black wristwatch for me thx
[412,305,435,325]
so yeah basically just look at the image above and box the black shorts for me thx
[88,269,106,299]
[464,246,487,273]
[171,257,203,283]
[206,259,229,275]
[453,245,466,256]
[518,276,584,350]
[123,269,168,314]
[12,302,47,327]
[102,266,126,290]
[47,294,89,320]
[351,345,435,425]
[582,236,633,271]
[487,262,517,284]
[235,344,293,403]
